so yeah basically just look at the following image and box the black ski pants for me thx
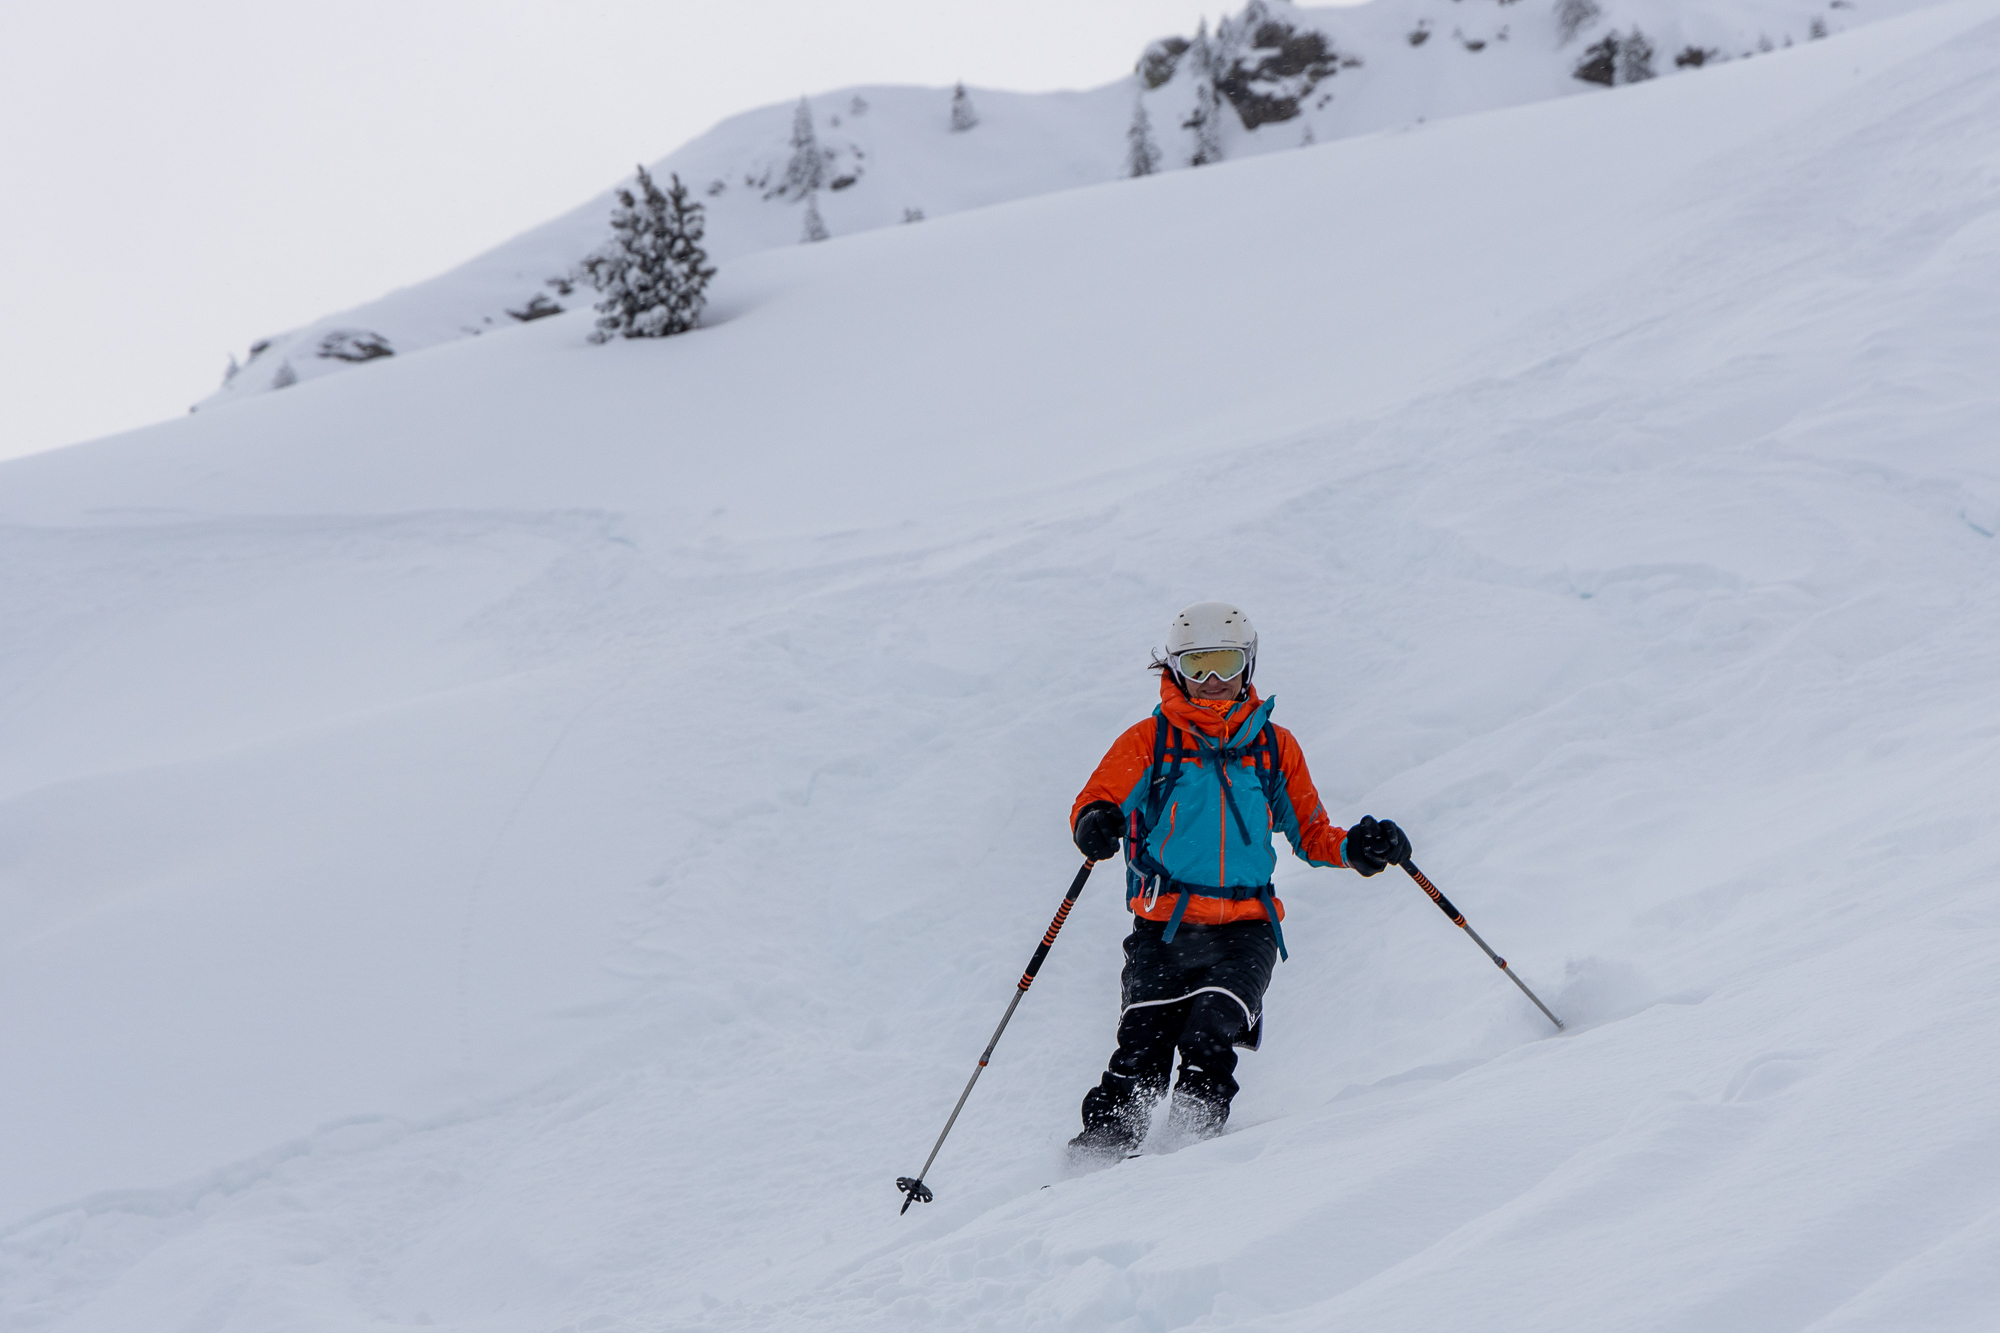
[1078,916,1277,1143]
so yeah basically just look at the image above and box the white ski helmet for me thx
[1165,601,1258,683]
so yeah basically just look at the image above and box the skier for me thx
[1067,602,1410,1161]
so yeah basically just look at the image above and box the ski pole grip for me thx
[1402,860,1466,927]
[1017,860,1095,991]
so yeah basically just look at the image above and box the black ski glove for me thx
[1073,800,1125,861]
[1343,816,1411,877]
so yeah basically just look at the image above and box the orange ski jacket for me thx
[1072,677,1350,933]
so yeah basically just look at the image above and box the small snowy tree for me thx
[1126,98,1162,177]
[1183,20,1226,166]
[271,360,297,389]
[801,192,829,243]
[1185,82,1225,166]
[581,165,715,342]
[1619,28,1656,81]
[1554,0,1601,46]
[1185,19,1215,82]
[786,97,824,197]
[1575,29,1655,84]
[950,82,979,131]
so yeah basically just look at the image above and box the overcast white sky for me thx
[0,1,1238,461]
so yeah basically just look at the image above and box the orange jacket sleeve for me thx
[1274,726,1348,868]
[1071,717,1160,830]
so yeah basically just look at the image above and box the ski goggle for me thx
[1173,647,1247,682]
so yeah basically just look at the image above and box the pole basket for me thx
[896,1177,934,1213]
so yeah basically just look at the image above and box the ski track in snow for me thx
[6,3,2000,1329]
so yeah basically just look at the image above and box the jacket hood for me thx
[1157,673,1269,741]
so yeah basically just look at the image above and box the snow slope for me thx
[6,1,2000,1329]
[198,0,1933,410]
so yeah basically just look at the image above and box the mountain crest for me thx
[196,0,1925,412]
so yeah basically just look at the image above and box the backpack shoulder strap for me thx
[1141,715,1181,827]
[1248,722,1284,804]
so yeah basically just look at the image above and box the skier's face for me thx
[1187,669,1243,701]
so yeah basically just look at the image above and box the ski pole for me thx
[1401,858,1564,1032]
[897,859,1097,1214]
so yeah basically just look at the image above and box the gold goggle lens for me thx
[1176,648,1246,682]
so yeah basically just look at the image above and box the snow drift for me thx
[6,0,2000,1329]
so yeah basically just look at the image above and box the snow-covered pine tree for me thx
[1619,29,1656,81]
[1573,28,1656,84]
[1555,0,1601,46]
[1126,98,1162,177]
[272,360,297,389]
[582,165,716,342]
[786,97,824,197]
[950,82,979,131]
[1189,84,1225,165]
[801,192,829,243]
[1184,19,1212,84]
[1183,20,1226,167]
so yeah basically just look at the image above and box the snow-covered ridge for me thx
[202,0,1929,409]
